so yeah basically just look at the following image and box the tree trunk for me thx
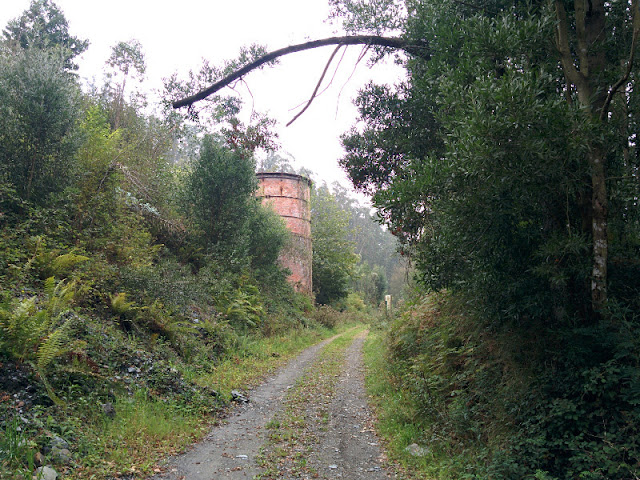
[589,146,608,313]
[555,0,610,315]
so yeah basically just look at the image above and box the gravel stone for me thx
[33,466,57,480]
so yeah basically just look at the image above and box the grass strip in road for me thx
[256,326,366,479]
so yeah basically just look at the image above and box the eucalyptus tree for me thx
[2,0,88,71]
[104,39,147,130]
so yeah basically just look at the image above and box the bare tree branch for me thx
[335,45,370,118]
[288,44,349,112]
[286,45,343,127]
[600,0,640,121]
[554,0,589,95]
[172,35,429,109]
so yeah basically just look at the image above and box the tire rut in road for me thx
[306,330,393,479]
[148,333,341,480]
[257,328,395,479]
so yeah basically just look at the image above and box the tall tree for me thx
[552,0,640,312]
[2,0,88,71]
[0,47,80,203]
[171,0,640,318]
[311,184,358,305]
[187,135,258,256]
[335,2,640,476]
[166,1,640,476]
[335,0,640,321]
[104,39,146,130]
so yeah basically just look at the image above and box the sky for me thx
[1,0,405,192]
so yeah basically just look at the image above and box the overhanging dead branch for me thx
[172,35,429,109]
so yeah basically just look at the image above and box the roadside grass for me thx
[69,392,209,479]
[1,315,362,480]
[0,414,37,480]
[256,326,365,479]
[363,329,437,479]
[60,324,354,480]
[194,323,359,398]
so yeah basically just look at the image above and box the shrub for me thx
[311,305,342,329]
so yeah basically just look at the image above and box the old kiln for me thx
[256,172,312,295]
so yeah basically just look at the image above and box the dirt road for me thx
[149,328,396,479]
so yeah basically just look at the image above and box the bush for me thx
[0,47,81,203]
[380,290,640,479]
[311,305,342,329]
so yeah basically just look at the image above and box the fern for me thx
[43,275,56,297]
[110,292,135,315]
[48,253,89,277]
[45,277,75,319]
[36,315,75,372]
[0,277,78,405]
[0,296,48,360]
[31,243,90,279]
[222,289,265,328]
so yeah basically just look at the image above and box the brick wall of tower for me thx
[256,172,312,295]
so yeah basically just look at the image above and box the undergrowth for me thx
[0,311,345,480]
[364,291,640,480]
[0,221,347,479]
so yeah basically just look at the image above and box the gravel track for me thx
[149,329,395,480]
[306,330,393,479]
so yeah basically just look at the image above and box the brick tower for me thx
[256,172,313,295]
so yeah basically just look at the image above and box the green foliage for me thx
[337,3,640,475]
[0,5,347,478]
[107,39,146,77]
[351,262,388,306]
[0,413,38,478]
[0,45,81,203]
[311,184,358,305]
[247,201,290,274]
[0,277,79,405]
[162,43,276,135]
[2,0,89,70]
[327,182,399,305]
[310,305,342,329]
[110,292,136,316]
[329,0,405,33]
[30,247,90,279]
[341,292,367,312]
[0,277,75,362]
[103,39,147,130]
[219,285,265,330]
[187,135,257,257]
[374,290,640,479]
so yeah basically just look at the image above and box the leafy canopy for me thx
[2,0,88,70]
